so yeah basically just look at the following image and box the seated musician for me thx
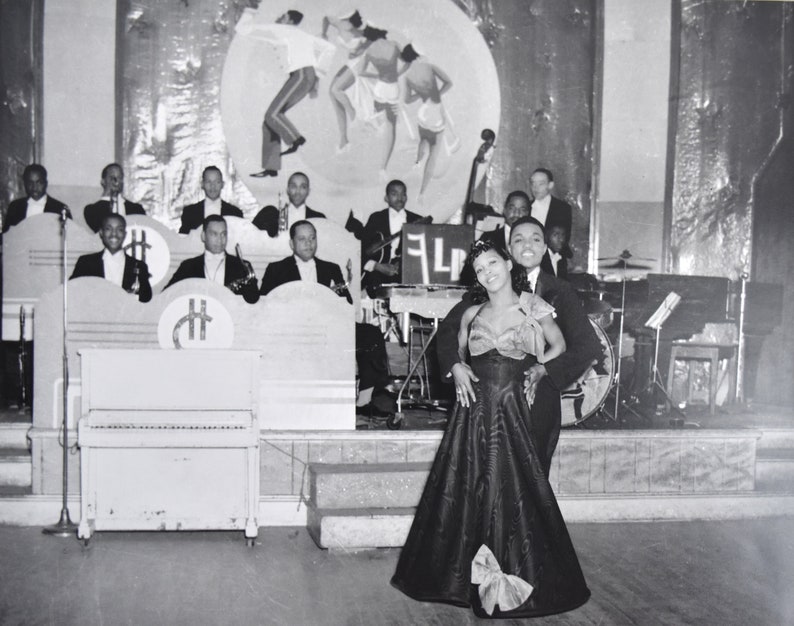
[70,214,153,303]
[252,172,326,237]
[259,220,348,297]
[257,219,391,416]
[179,166,243,234]
[478,190,531,252]
[4,164,71,232]
[360,179,426,295]
[83,163,147,233]
[436,217,602,474]
[164,215,260,303]
[541,223,571,280]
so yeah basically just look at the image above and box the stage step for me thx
[0,422,30,450]
[0,447,32,488]
[756,428,794,451]
[310,462,431,509]
[756,448,794,493]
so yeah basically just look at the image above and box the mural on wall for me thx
[118,0,597,263]
[221,0,499,225]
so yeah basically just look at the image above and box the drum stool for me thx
[666,343,720,415]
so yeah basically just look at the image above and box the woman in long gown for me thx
[391,241,590,619]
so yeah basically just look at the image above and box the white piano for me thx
[77,349,261,545]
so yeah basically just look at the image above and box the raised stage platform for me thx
[2,403,793,547]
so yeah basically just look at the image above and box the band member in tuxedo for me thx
[436,217,601,475]
[529,167,572,257]
[259,220,347,296]
[541,223,571,279]
[179,166,243,234]
[252,171,326,237]
[70,214,152,303]
[3,164,71,232]
[83,163,146,233]
[360,179,426,294]
[478,190,531,252]
[164,215,259,303]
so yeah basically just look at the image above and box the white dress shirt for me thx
[102,249,126,287]
[527,266,541,293]
[25,195,48,218]
[203,251,226,285]
[531,195,552,226]
[204,198,222,217]
[295,255,318,283]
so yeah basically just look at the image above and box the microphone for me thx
[60,205,69,223]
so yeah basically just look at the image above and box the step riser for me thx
[757,431,794,450]
[0,460,32,488]
[0,429,29,450]
[756,461,794,492]
[307,494,794,549]
[312,471,427,509]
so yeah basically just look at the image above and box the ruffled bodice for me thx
[468,293,554,360]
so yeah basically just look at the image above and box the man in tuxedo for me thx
[259,220,346,295]
[164,215,259,303]
[253,171,326,237]
[70,214,152,303]
[4,164,71,232]
[360,179,425,294]
[541,223,571,279]
[436,217,601,474]
[83,163,146,232]
[478,190,531,252]
[529,167,572,257]
[179,166,243,234]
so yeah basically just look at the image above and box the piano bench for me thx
[667,343,735,415]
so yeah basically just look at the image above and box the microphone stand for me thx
[43,207,77,537]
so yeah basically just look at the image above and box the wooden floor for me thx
[1,519,792,625]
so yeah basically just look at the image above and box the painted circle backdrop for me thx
[221,0,500,225]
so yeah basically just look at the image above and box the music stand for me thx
[643,291,684,416]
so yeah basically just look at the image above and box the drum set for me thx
[560,249,655,426]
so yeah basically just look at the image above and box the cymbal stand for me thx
[599,265,648,424]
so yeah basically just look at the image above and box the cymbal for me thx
[598,249,656,262]
[599,260,652,270]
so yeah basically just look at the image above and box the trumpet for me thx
[331,259,353,300]
[277,191,289,233]
[228,243,257,293]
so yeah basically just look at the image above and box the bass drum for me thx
[560,319,615,427]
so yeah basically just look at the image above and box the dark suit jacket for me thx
[179,200,244,234]
[70,251,153,303]
[252,205,325,237]
[532,195,573,257]
[84,199,147,233]
[4,196,71,232]
[164,253,259,303]
[478,224,508,252]
[260,255,345,296]
[360,208,425,294]
[436,270,602,392]
[541,250,569,280]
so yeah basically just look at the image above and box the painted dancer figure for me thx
[401,44,455,194]
[358,25,404,172]
[322,10,370,151]
[237,9,334,178]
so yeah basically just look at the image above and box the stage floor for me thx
[356,400,794,432]
[0,520,792,625]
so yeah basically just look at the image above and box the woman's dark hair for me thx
[363,25,387,41]
[346,10,363,29]
[465,240,529,303]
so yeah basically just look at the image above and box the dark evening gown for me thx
[391,295,590,618]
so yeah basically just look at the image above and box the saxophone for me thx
[228,243,257,294]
